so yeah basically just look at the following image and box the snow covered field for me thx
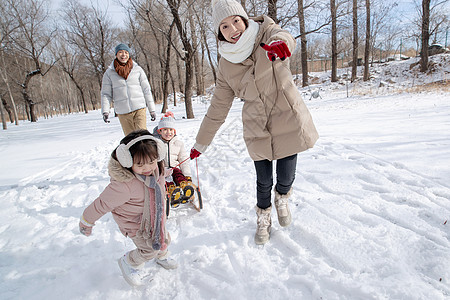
[1,55,449,299]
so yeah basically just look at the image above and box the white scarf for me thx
[219,19,260,64]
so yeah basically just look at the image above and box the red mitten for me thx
[260,41,291,61]
[190,148,201,159]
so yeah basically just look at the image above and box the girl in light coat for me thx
[101,43,157,136]
[190,0,319,244]
[79,130,177,286]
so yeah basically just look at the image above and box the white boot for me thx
[117,254,145,286]
[274,188,292,227]
[156,257,178,270]
[155,251,178,270]
[254,206,272,245]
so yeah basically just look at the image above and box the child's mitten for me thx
[79,216,94,236]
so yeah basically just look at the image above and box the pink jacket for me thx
[82,158,166,238]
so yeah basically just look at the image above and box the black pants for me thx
[254,154,297,209]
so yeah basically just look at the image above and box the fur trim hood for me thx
[108,157,135,182]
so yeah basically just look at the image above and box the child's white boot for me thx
[156,257,178,270]
[254,205,272,245]
[274,188,292,227]
[155,251,178,269]
[117,253,145,286]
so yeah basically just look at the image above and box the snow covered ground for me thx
[1,55,449,299]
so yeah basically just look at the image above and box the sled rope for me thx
[167,157,201,190]
[168,157,190,171]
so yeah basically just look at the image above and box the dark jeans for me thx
[254,154,297,209]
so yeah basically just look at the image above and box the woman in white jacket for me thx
[101,43,157,136]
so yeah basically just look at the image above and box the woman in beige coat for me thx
[190,0,319,244]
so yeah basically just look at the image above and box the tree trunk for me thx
[184,59,194,118]
[1,96,13,123]
[62,75,72,114]
[63,70,88,113]
[330,0,338,82]
[89,85,97,111]
[351,0,358,82]
[188,7,203,97]
[176,54,184,99]
[0,51,19,125]
[166,0,195,118]
[200,39,206,94]
[169,70,176,104]
[298,0,309,87]
[21,69,41,122]
[268,0,278,23]
[75,80,88,113]
[162,22,175,113]
[363,0,370,81]
[203,30,217,84]
[420,0,430,72]
[0,95,7,130]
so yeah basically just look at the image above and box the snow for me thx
[1,54,449,299]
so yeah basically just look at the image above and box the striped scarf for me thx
[135,171,166,251]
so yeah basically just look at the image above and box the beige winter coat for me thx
[82,158,166,238]
[195,15,318,161]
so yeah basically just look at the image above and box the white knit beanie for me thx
[158,116,176,133]
[212,0,249,34]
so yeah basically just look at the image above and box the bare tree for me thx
[196,4,218,84]
[55,39,89,113]
[162,22,175,113]
[166,0,195,119]
[428,4,449,44]
[1,94,7,129]
[351,0,358,82]
[61,0,118,89]
[420,0,431,72]
[330,0,338,82]
[417,0,449,72]
[367,0,398,63]
[0,0,20,125]
[297,0,309,86]
[188,5,204,97]
[363,0,370,81]
[6,0,58,122]
[0,51,19,125]
[295,0,342,86]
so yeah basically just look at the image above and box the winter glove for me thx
[190,148,201,160]
[102,112,110,123]
[150,111,156,121]
[260,41,291,61]
[79,216,94,236]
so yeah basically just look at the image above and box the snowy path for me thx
[1,91,449,299]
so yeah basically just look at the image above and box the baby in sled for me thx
[155,112,195,207]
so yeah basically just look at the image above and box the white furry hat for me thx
[212,0,249,34]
